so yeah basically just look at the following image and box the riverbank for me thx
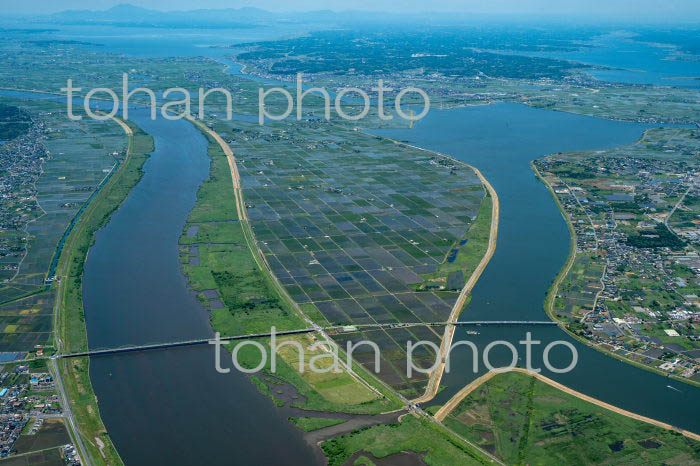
[54,117,153,466]
[177,118,511,462]
[532,160,700,388]
[436,368,700,441]
[415,165,499,404]
[180,118,404,409]
[367,135,500,404]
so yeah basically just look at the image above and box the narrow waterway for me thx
[372,102,700,432]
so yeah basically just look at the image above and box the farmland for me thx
[208,115,486,398]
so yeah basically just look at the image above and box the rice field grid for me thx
[221,119,484,397]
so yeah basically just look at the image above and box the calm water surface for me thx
[3,23,699,461]
[372,103,700,432]
[81,107,320,465]
[0,89,320,465]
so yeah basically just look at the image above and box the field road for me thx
[434,368,700,441]
[185,117,387,399]
[412,165,500,404]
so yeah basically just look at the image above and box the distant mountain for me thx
[46,4,479,29]
[49,3,277,28]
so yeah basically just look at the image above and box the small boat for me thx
[466,330,480,336]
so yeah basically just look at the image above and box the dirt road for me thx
[435,368,700,441]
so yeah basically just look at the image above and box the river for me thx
[2,29,699,463]
[80,107,321,465]
[0,90,321,465]
[372,102,700,432]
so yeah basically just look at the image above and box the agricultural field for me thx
[0,448,65,466]
[179,122,402,414]
[213,116,486,398]
[551,253,604,322]
[443,371,700,465]
[0,95,126,354]
[13,419,70,455]
[321,414,490,466]
[0,291,54,353]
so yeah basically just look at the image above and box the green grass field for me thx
[178,140,306,336]
[276,334,380,406]
[289,416,346,432]
[321,415,490,466]
[444,371,700,465]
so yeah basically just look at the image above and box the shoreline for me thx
[532,159,700,388]
[365,134,501,405]
[435,367,700,441]
[414,164,499,404]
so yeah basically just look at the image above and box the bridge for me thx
[60,328,316,359]
[2,320,564,364]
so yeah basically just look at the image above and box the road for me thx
[434,368,700,441]
[413,163,500,404]
[665,179,696,228]
[49,358,93,466]
[49,113,132,466]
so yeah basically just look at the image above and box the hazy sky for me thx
[4,0,700,20]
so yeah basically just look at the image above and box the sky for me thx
[4,0,700,20]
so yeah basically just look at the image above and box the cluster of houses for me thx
[537,151,700,381]
[0,118,46,278]
[0,365,65,458]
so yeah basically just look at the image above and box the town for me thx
[0,362,81,465]
[536,127,700,383]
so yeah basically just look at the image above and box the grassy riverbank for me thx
[55,120,154,466]
[289,417,346,432]
[179,125,403,414]
[321,415,492,466]
[418,194,492,292]
[442,371,700,464]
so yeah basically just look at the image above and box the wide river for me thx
[79,107,322,465]
[3,90,699,466]
[373,103,700,431]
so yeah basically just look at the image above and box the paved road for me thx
[49,357,93,466]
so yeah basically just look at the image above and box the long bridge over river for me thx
[4,321,562,363]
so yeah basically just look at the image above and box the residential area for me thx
[0,362,80,465]
[536,127,700,383]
